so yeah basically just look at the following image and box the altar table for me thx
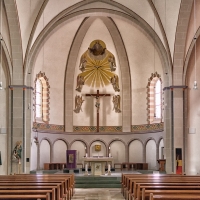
[82,157,114,175]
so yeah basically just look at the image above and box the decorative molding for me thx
[131,122,164,133]
[73,126,122,132]
[163,85,188,90]
[33,122,163,133]
[9,85,33,90]
[33,122,64,132]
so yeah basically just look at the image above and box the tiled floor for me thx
[72,188,125,200]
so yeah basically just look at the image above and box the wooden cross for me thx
[86,90,110,132]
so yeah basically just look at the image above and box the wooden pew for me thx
[130,178,200,200]
[0,189,55,200]
[136,184,200,200]
[0,193,50,200]
[121,174,180,195]
[0,175,67,200]
[149,193,200,200]
[127,176,200,200]
[15,173,75,198]
[121,174,181,198]
[8,173,74,199]
[0,182,62,200]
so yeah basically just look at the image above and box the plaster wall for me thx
[186,36,200,175]
[113,18,163,125]
[33,18,83,125]
[40,139,50,169]
[0,2,11,57]
[73,18,122,127]
[71,141,85,163]
[185,0,200,58]
[90,141,106,157]
[129,140,143,163]
[0,134,7,174]
[53,140,67,163]
[146,139,157,170]
[16,0,44,59]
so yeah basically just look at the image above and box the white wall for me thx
[53,140,67,163]
[33,17,84,125]
[90,141,106,157]
[40,140,50,169]
[186,37,200,175]
[159,139,164,159]
[114,18,164,125]
[110,141,125,164]
[71,141,85,163]
[129,140,143,163]
[146,139,157,170]
[73,18,122,127]
[30,141,38,170]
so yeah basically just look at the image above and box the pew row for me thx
[0,174,74,200]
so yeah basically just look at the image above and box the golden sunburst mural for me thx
[76,40,120,91]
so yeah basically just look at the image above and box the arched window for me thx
[34,72,50,123]
[155,79,161,119]
[147,72,162,124]
[36,79,42,118]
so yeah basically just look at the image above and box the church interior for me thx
[0,0,200,178]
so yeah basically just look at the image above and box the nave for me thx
[71,188,125,200]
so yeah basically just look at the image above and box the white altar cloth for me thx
[82,157,114,175]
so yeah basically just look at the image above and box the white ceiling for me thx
[14,0,181,62]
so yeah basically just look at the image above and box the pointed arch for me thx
[147,72,162,123]
[34,71,50,122]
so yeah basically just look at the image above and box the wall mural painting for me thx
[74,40,121,114]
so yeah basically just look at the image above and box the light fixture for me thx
[193,0,198,90]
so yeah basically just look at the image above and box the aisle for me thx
[72,188,125,200]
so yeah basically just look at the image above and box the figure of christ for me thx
[86,90,110,132]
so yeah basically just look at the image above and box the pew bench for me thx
[0,193,50,200]
[127,176,200,200]
[149,193,200,200]
[137,188,200,200]
[130,179,200,200]
[121,174,181,198]
[0,181,62,200]
[16,173,75,198]
[136,184,200,200]
[0,189,55,200]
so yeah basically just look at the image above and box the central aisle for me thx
[72,188,125,200]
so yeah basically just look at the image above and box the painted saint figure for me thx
[79,56,87,72]
[13,141,22,164]
[75,75,85,92]
[112,95,121,113]
[74,95,84,113]
[111,75,120,92]
[108,55,116,71]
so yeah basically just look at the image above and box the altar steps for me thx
[74,176,121,188]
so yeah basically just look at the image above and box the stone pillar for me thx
[163,88,173,173]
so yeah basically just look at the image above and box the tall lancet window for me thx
[147,72,162,124]
[155,79,161,119]
[36,79,42,118]
[34,72,50,123]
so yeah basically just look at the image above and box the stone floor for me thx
[72,188,125,200]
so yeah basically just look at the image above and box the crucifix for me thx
[86,90,110,132]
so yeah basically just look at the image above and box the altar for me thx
[82,157,114,175]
